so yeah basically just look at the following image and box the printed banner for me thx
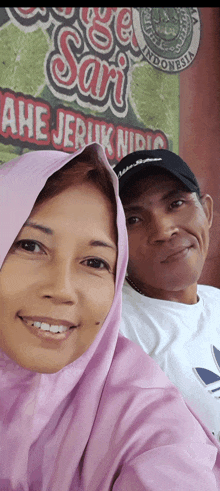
[0,8,200,165]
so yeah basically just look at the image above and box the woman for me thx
[0,143,220,490]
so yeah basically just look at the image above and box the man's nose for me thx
[40,260,78,305]
[147,213,179,245]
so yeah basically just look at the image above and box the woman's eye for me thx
[83,258,110,271]
[14,240,44,254]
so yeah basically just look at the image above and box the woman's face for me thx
[0,182,117,373]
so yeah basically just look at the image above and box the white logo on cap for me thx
[117,158,162,179]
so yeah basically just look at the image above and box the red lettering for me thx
[100,123,115,159]
[53,8,74,17]
[116,126,168,159]
[18,98,34,140]
[78,55,127,112]
[153,133,168,149]
[50,27,80,87]
[52,107,115,158]
[63,113,75,150]
[116,8,132,45]
[115,8,138,50]
[0,90,50,146]
[1,93,18,138]
[98,63,116,99]
[117,127,129,159]
[35,104,50,144]
[79,57,101,97]
[114,54,127,107]
[52,109,65,149]
[15,7,40,16]
[81,8,113,54]
[52,108,75,151]
[75,117,87,149]
[0,87,168,162]
[13,7,47,19]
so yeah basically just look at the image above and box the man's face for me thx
[122,171,213,300]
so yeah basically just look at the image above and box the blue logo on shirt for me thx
[194,345,220,398]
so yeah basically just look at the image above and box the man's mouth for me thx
[19,315,78,335]
[161,245,193,264]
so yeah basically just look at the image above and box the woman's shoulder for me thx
[108,333,173,391]
[86,333,220,491]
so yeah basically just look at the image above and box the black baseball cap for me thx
[114,149,200,197]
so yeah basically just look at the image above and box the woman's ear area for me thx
[201,194,213,228]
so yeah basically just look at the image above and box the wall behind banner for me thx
[179,7,220,288]
[0,7,219,287]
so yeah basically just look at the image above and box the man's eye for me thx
[170,200,184,209]
[126,216,140,225]
[83,258,110,271]
[14,240,43,254]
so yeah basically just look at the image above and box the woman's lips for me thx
[18,315,79,342]
[161,246,193,264]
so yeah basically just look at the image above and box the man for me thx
[114,149,220,441]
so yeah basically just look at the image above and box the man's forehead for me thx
[122,170,191,204]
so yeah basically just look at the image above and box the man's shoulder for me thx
[198,283,220,301]
[121,281,155,314]
[122,280,220,303]
[122,280,150,303]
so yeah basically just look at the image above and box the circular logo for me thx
[132,7,201,73]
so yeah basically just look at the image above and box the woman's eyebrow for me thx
[24,220,53,235]
[23,223,116,250]
[89,240,117,251]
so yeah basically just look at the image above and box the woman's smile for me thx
[18,314,79,342]
[0,181,117,373]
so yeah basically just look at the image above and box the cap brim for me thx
[118,163,199,195]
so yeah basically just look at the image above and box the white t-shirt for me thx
[120,281,220,441]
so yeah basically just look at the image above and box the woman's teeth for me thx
[23,318,69,333]
[34,322,68,333]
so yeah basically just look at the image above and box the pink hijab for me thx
[0,143,220,490]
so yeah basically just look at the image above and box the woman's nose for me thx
[147,213,179,245]
[40,260,78,305]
